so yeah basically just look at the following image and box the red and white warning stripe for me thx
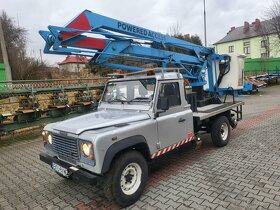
[151,132,194,159]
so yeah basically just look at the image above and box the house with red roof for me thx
[58,56,88,72]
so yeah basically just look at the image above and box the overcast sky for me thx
[1,0,273,66]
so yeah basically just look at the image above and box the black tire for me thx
[103,151,148,207]
[211,116,231,147]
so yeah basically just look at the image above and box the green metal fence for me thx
[244,58,280,75]
[0,63,6,82]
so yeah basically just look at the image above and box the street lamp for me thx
[203,0,207,47]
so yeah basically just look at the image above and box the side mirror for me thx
[158,96,169,111]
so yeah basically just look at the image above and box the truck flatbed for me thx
[193,101,244,120]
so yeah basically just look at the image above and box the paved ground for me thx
[0,85,280,210]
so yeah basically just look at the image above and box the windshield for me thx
[102,78,156,104]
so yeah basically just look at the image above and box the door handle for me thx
[178,118,186,122]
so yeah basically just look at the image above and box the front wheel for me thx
[103,151,148,207]
[211,116,231,147]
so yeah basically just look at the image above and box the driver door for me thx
[156,82,189,149]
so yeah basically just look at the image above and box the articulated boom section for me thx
[39,10,225,91]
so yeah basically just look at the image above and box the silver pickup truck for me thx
[40,71,243,207]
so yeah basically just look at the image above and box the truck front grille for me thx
[52,134,79,163]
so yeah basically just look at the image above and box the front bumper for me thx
[39,153,99,185]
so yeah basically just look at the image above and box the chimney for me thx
[254,18,260,31]
[243,21,249,33]
[229,26,235,33]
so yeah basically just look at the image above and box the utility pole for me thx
[0,18,12,81]
[39,49,43,64]
[203,0,207,47]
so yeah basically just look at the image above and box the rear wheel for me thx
[211,116,231,147]
[103,151,148,207]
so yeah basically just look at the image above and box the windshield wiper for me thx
[107,98,128,104]
[128,97,151,103]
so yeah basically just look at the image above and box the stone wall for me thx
[0,89,102,115]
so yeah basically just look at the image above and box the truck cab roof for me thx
[108,70,183,82]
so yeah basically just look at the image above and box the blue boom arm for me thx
[39,9,225,92]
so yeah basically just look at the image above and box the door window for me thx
[158,82,181,108]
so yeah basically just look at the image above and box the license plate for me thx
[52,162,69,177]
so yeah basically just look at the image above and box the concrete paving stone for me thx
[13,203,28,210]
[268,204,280,210]
[263,197,280,206]
[143,196,158,206]
[62,206,76,210]
[166,206,176,210]
[155,195,169,204]
[45,203,59,210]
[156,184,169,192]
[31,205,45,210]
[176,192,192,200]
[246,192,264,202]
[188,189,203,198]
[133,200,146,208]
[274,195,280,201]
[153,201,169,210]
[224,196,242,206]
[166,182,180,190]
[140,203,158,210]
[215,206,228,210]
[166,193,180,202]
[258,191,280,200]
[145,191,159,199]
[200,194,216,202]
[201,200,218,209]
[189,195,204,205]
[250,199,270,209]
[177,203,193,210]
[253,186,270,193]
[1,86,280,209]
[226,203,243,210]
[127,205,142,210]
[168,178,179,185]
[243,186,260,195]
[1,206,15,210]
[165,199,182,209]
[198,188,214,196]
[167,187,180,195]
[190,202,207,210]
[212,198,231,208]
[197,183,211,190]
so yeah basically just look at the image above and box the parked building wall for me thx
[215,34,279,59]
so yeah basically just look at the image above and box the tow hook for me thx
[195,135,202,150]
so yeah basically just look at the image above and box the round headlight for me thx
[42,130,48,136]
[47,134,52,144]
[81,143,92,156]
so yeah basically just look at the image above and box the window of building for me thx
[228,46,234,53]
[244,47,250,54]
[158,82,181,108]
[261,53,268,58]
[243,41,250,55]
[261,40,268,48]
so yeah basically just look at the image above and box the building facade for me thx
[58,56,88,72]
[214,19,280,59]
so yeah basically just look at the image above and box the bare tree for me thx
[168,22,182,37]
[266,0,280,49]
[0,11,44,80]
